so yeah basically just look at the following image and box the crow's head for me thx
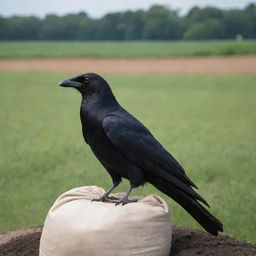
[59,73,109,96]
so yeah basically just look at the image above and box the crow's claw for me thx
[92,196,106,202]
[115,198,137,206]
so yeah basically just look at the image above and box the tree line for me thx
[0,4,255,40]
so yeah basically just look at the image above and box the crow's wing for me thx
[102,112,209,206]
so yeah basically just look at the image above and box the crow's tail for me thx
[147,176,223,236]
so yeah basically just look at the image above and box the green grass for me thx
[0,40,256,59]
[0,72,255,244]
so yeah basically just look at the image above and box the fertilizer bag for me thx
[39,186,172,256]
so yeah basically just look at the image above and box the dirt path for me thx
[0,56,256,74]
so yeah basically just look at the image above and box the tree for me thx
[143,5,182,40]
[0,16,7,40]
[183,19,224,40]
[96,13,124,40]
[0,4,255,40]
[61,13,89,40]
[186,7,223,23]
[3,16,41,40]
[118,10,145,40]
[222,10,248,39]
[244,4,256,38]
[40,15,63,39]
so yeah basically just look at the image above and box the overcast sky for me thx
[1,0,256,17]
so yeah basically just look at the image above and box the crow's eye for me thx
[84,77,90,84]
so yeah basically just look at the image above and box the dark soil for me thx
[0,226,255,256]
[171,227,256,256]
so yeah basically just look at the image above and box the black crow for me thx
[59,73,223,236]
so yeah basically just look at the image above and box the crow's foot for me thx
[92,195,107,202]
[92,195,119,203]
[115,198,137,206]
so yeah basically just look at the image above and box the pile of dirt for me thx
[0,226,255,256]
[171,227,256,256]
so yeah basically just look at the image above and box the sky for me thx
[1,0,256,18]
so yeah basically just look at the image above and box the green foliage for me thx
[183,19,224,40]
[120,11,145,40]
[184,5,256,40]
[186,7,223,23]
[222,10,249,39]
[0,4,256,40]
[0,16,41,40]
[0,72,256,243]
[142,5,181,40]
[0,40,256,59]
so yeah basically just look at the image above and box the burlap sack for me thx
[39,186,172,256]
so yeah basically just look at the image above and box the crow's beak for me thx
[59,76,82,89]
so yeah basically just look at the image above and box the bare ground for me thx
[0,56,256,74]
[1,227,256,256]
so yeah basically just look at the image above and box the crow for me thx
[59,73,223,236]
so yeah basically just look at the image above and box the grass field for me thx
[0,40,256,59]
[0,72,255,243]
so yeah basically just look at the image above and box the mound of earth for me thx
[0,226,255,256]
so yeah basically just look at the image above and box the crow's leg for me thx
[92,172,121,202]
[115,185,137,206]
[92,182,120,202]
[115,167,144,206]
